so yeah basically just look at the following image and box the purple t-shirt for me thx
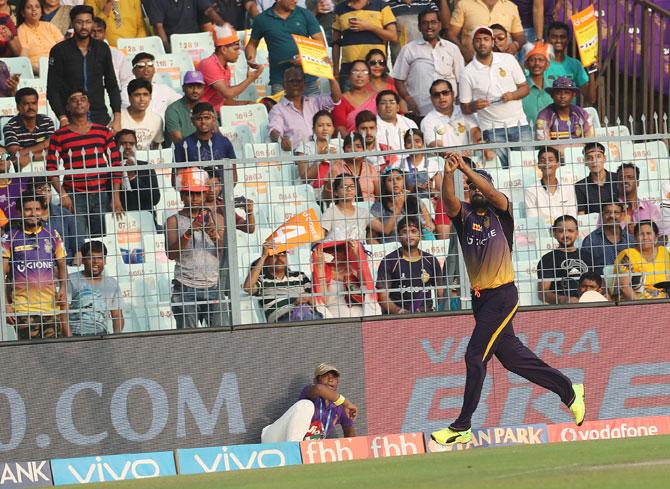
[299,385,353,438]
[0,177,28,221]
[536,104,592,140]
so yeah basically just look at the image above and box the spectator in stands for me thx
[371,167,434,243]
[575,142,619,215]
[510,0,544,42]
[537,214,589,304]
[321,132,379,203]
[447,0,525,62]
[376,216,444,314]
[0,11,21,57]
[421,79,480,149]
[115,129,161,213]
[393,129,442,201]
[536,77,594,144]
[356,109,396,170]
[85,0,147,47]
[165,167,227,329]
[332,60,378,135]
[41,0,72,35]
[33,177,83,265]
[521,40,554,124]
[144,0,225,52]
[46,89,123,238]
[261,362,357,442]
[578,271,608,302]
[365,49,397,96]
[91,18,134,98]
[321,173,384,242]
[0,0,16,24]
[212,0,255,30]
[490,23,510,53]
[546,21,596,105]
[460,25,530,169]
[17,0,64,75]
[616,163,662,237]
[614,220,670,301]
[243,242,322,322]
[245,0,325,95]
[376,89,417,151]
[294,109,338,189]
[199,25,264,113]
[121,79,164,150]
[580,201,635,275]
[0,63,20,98]
[389,0,449,57]
[3,87,54,171]
[205,175,255,233]
[174,102,236,182]
[392,9,464,118]
[332,0,396,88]
[3,190,69,339]
[268,66,341,151]
[0,145,28,220]
[524,146,577,225]
[124,52,181,119]
[165,71,205,145]
[69,240,124,335]
[306,0,337,45]
[47,5,121,130]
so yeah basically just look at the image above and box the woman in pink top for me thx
[332,60,377,136]
[321,132,380,203]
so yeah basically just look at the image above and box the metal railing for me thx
[0,125,669,341]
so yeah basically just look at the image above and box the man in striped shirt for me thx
[46,89,123,239]
[3,88,55,171]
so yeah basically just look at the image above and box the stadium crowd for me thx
[0,0,668,339]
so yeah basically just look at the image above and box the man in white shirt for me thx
[392,9,465,116]
[91,17,133,100]
[421,79,480,149]
[122,52,181,120]
[120,79,164,150]
[524,146,577,225]
[375,90,417,151]
[459,25,531,168]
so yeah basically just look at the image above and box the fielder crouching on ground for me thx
[431,153,585,447]
[261,363,358,443]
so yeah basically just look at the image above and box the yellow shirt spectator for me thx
[615,246,670,299]
[85,0,147,47]
[17,21,64,75]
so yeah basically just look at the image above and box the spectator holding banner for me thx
[261,362,357,442]
[376,216,444,314]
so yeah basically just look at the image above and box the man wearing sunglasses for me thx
[392,9,464,117]
[122,52,181,120]
[431,152,585,448]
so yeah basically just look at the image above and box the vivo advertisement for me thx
[177,442,302,474]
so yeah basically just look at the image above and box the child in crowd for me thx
[68,241,124,336]
[393,129,443,200]
[321,133,380,203]
[294,110,339,189]
[355,109,397,171]
[321,173,384,242]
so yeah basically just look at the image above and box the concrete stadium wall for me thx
[0,302,668,461]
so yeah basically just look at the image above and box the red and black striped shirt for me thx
[46,124,122,193]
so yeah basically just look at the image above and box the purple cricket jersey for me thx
[299,385,353,438]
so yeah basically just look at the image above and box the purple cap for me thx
[183,71,205,86]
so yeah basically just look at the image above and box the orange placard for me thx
[571,5,598,68]
[265,208,324,255]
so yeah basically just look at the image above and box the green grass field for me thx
[60,435,670,489]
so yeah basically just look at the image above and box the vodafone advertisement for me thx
[362,303,670,436]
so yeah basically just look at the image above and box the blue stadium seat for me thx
[170,31,215,67]
[220,103,269,145]
[117,36,165,58]
[1,57,34,78]
[155,53,195,88]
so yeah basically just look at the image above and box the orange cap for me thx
[176,167,210,192]
[213,24,240,47]
[523,40,554,67]
[0,207,7,227]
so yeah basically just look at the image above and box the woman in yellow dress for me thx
[614,220,670,300]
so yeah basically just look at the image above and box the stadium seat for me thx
[39,56,49,79]
[594,126,634,170]
[220,103,269,145]
[153,71,177,90]
[154,167,182,227]
[507,150,537,168]
[154,53,195,88]
[419,238,450,269]
[491,165,539,203]
[514,259,542,306]
[117,36,165,58]
[0,57,34,78]
[0,97,17,118]
[266,184,320,229]
[244,141,297,183]
[170,31,215,68]
[367,241,401,281]
[576,213,599,245]
[584,106,601,128]
[136,147,174,166]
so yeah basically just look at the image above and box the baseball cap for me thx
[314,363,340,380]
[213,24,239,47]
[183,70,205,86]
[176,167,210,192]
[471,25,493,42]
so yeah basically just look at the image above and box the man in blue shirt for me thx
[173,102,237,183]
[580,201,635,275]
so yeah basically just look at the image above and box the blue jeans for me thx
[171,280,229,329]
[482,125,533,168]
[71,190,109,239]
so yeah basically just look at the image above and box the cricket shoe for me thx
[430,426,472,447]
[569,383,586,426]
